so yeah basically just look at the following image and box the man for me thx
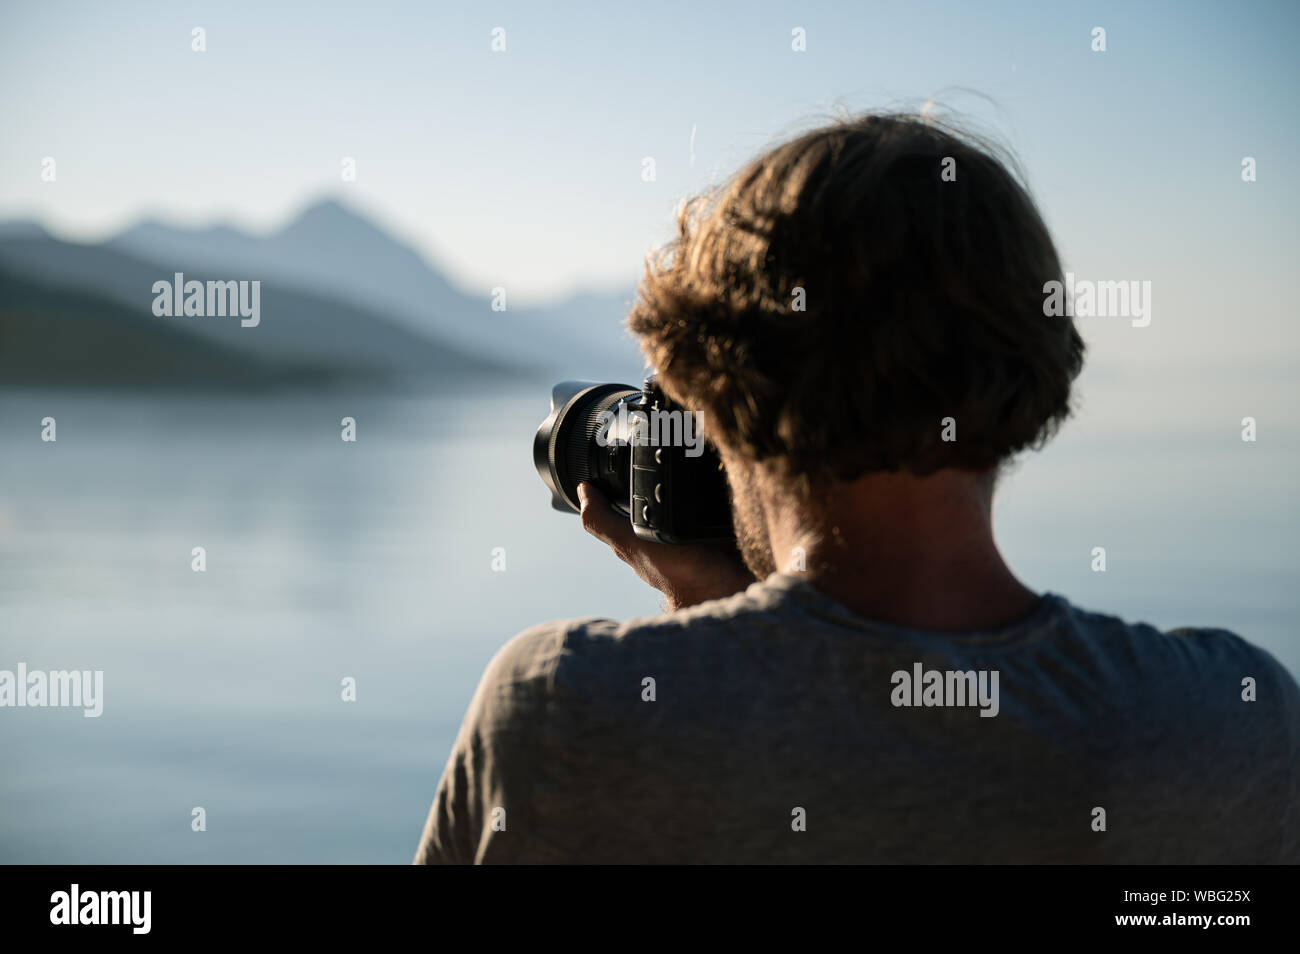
[415,113,1299,864]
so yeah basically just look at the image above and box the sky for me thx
[2,0,1298,380]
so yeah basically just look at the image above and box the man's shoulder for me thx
[492,589,1298,687]
[483,588,1300,726]
[1064,600,1294,689]
[484,585,784,699]
[532,589,752,647]
[1053,601,1300,753]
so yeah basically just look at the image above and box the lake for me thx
[1,382,1296,862]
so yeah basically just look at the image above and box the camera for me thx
[533,378,734,544]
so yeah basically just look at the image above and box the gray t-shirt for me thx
[414,574,1299,864]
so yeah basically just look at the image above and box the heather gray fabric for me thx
[414,573,1300,864]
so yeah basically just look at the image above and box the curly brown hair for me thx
[627,112,1085,490]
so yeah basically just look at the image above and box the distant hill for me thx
[109,197,644,378]
[0,267,344,389]
[0,221,50,241]
[0,235,517,389]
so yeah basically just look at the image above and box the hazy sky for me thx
[2,0,1298,379]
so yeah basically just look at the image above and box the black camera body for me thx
[534,379,733,544]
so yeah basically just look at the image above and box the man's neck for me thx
[766,468,1040,632]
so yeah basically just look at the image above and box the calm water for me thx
[1,384,1296,862]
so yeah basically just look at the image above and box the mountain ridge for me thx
[0,233,521,389]
[107,196,643,378]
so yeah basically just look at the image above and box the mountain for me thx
[0,267,341,389]
[0,236,515,388]
[0,221,50,241]
[109,198,644,379]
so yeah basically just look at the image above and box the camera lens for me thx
[534,381,640,514]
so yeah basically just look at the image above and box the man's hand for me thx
[577,482,756,611]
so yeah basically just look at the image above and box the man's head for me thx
[627,112,1085,577]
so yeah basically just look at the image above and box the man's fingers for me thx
[577,480,752,610]
[577,482,641,558]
